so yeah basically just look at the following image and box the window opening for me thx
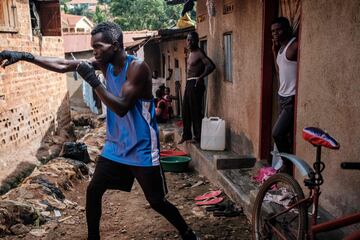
[224,33,232,82]
[30,0,61,37]
[0,0,18,33]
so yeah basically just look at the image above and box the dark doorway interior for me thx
[259,0,301,167]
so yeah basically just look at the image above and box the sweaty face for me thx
[271,23,288,42]
[91,32,115,64]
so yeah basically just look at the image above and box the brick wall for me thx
[0,1,70,181]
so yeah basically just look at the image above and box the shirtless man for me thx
[271,17,298,174]
[0,22,199,240]
[178,31,215,144]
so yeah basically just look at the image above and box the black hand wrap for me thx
[0,50,35,67]
[76,61,101,88]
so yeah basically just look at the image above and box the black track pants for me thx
[272,95,295,173]
[181,79,205,141]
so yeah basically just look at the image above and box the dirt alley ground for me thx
[2,96,252,240]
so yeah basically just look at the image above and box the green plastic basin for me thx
[160,156,192,172]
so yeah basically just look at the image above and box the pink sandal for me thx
[194,190,222,201]
[195,197,224,206]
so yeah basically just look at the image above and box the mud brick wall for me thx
[0,1,70,178]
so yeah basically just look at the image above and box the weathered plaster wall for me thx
[296,0,360,217]
[160,39,187,116]
[0,1,69,183]
[196,0,262,156]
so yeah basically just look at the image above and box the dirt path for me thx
[3,168,251,240]
[2,108,252,239]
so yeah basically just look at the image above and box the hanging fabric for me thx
[278,0,301,36]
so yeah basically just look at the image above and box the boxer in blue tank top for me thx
[76,23,200,240]
[0,22,199,240]
[101,54,161,167]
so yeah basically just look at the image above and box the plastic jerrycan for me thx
[200,117,226,151]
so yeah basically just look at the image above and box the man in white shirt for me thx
[271,17,298,174]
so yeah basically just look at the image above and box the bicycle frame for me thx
[267,146,360,240]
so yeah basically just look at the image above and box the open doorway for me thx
[259,0,301,168]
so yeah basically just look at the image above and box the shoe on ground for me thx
[181,228,200,240]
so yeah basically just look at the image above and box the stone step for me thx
[214,154,256,170]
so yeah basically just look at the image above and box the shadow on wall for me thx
[227,129,254,156]
[35,91,72,163]
[0,93,73,195]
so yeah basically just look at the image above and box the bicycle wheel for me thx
[252,173,308,240]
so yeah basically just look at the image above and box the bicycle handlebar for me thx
[341,162,360,170]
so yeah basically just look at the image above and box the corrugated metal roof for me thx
[123,30,157,43]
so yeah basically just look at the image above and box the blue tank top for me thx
[100,55,160,166]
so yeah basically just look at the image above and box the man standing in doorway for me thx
[271,17,298,173]
[0,22,199,240]
[178,31,215,144]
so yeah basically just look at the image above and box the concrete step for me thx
[183,142,260,219]
[214,154,256,170]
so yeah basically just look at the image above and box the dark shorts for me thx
[91,156,168,203]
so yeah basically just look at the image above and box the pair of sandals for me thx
[194,190,224,205]
[205,200,242,217]
[194,190,242,217]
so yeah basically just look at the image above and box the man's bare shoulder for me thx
[129,58,149,73]
[193,48,205,56]
[128,58,151,82]
[289,39,298,51]
[286,39,298,61]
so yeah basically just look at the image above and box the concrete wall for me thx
[196,0,263,156]
[0,1,69,183]
[296,0,360,218]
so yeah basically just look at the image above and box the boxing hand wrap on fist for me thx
[0,50,35,67]
[76,61,101,88]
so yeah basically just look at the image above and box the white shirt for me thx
[277,37,297,97]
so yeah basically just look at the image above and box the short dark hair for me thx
[155,89,163,98]
[91,22,123,48]
[188,31,199,42]
[272,17,292,35]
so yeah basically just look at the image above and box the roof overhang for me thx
[158,26,195,41]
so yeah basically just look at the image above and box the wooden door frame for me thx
[259,0,302,162]
[259,0,279,161]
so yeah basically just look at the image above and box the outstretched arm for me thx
[0,50,101,73]
[77,60,150,117]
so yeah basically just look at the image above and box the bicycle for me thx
[252,127,360,240]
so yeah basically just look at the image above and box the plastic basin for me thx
[160,150,188,157]
[160,156,191,172]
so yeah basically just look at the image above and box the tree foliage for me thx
[110,0,184,30]
[93,6,108,24]
[60,0,70,13]
[68,5,93,18]
[98,0,111,4]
